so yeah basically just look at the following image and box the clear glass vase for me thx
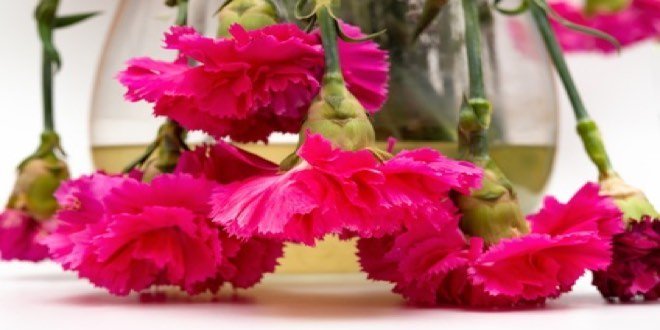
[91,0,558,274]
[279,0,559,212]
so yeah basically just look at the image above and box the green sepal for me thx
[600,174,660,223]
[216,0,280,37]
[455,159,529,246]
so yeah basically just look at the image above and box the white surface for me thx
[0,262,658,330]
[1,1,659,204]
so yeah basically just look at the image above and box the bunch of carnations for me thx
[28,0,659,308]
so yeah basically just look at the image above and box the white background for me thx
[0,1,659,329]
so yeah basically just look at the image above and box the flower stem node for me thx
[8,131,69,221]
[599,174,659,223]
[576,119,614,178]
[455,160,529,246]
[217,0,279,37]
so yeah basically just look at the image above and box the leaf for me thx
[54,11,101,28]
[533,0,621,52]
[412,0,449,41]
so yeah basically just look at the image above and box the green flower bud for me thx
[217,0,279,37]
[302,73,375,151]
[600,174,659,223]
[132,121,188,182]
[7,132,69,221]
[280,73,376,170]
[455,160,529,245]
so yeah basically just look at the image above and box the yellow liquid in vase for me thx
[92,142,555,273]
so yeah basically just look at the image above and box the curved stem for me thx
[529,0,614,177]
[529,0,587,121]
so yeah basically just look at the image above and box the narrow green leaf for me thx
[54,11,101,28]
[412,0,449,41]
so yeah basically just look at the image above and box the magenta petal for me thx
[212,134,481,245]
[0,210,49,262]
[528,182,623,238]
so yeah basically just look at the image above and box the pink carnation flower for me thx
[593,217,660,301]
[0,209,50,262]
[118,23,389,142]
[46,173,283,296]
[211,133,481,246]
[549,0,660,53]
[358,183,624,308]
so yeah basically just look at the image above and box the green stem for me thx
[529,0,614,177]
[463,0,485,100]
[459,0,491,160]
[42,48,54,132]
[317,5,342,76]
[529,0,588,121]
[175,0,188,26]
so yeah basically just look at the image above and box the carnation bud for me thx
[599,174,659,223]
[6,132,69,221]
[303,73,376,150]
[455,161,529,245]
[281,73,376,169]
[217,0,279,37]
[141,121,187,182]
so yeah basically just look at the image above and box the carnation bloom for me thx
[0,210,50,261]
[46,173,282,296]
[175,139,279,183]
[592,217,660,301]
[118,23,389,142]
[549,0,660,53]
[211,133,482,246]
[358,183,624,307]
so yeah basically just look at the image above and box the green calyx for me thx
[302,73,376,151]
[281,73,376,169]
[599,175,659,223]
[8,131,69,221]
[455,159,529,245]
[124,121,188,182]
[216,0,279,37]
